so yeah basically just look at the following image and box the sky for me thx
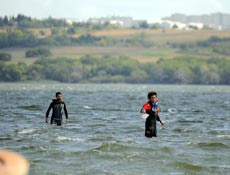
[0,0,230,22]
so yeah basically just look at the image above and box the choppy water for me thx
[0,83,230,175]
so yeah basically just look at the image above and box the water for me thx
[0,83,229,175]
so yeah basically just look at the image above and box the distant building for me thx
[158,20,187,29]
[157,20,206,30]
[187,22,204,29]
[64,13,230,30]
[109,20,124,26]
[65,18,87,25]
[88,17,146,28]
[162,13,230,30]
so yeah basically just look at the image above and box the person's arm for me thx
[155,105,165,125]
[141,108,146,113]
[64,103,69,124]
[156,114,165,125]
[141,102,151,114]
[45,102,52,123]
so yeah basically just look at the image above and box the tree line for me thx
[0,14,159,29]
[0,55,230,84]
[0,14,68,28]
[0,28,154,48]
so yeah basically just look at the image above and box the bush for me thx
[1,55,230,84]
[0,53,12,61]
[67,27,76,34]
[1,64,22,81]
[25,48,52,58]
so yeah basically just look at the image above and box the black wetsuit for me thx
[143,101,162,137]
[46,99,68,126]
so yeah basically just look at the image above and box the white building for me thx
[187,22,204,29]
[158,20,206,30]
[159,20,187,29]
[109,20,124,26]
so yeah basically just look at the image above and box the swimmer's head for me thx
[147,91,157,103]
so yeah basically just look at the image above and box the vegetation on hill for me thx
[1,14,230,84]
[0,55,230,84]
[0,52,11,61]
[25,48,51,58]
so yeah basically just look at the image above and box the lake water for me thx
[0,83,229,175]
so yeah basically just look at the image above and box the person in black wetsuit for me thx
[45,92,69,126]
[141,91,165,137]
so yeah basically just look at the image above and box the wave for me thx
[191,109,205,113]
[53,136,85,142]
[82,105,92,109]
[217,135,230,139]
[187,141,229,148]
[91,142,124,152]
[19,105,42,110]
[88,136,114,142]
[177,119,203,123]
[160,146,175,154]
[171,161,203,171]
[168,108,178,114]
[17,128,36,134]
[0,136,13,140]
[173,128,193,133]
[21,145,48,152]
[89,142,153,153]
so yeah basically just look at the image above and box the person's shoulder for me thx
[143,101,150,105]
[51,99,57,104]
[144,101,150,105]
[61,101,66,105]
[143,101,151,109]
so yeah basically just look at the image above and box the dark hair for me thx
[56,92,62,96]
[147,91,157,99]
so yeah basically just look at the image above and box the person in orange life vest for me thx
[141,91,165,137]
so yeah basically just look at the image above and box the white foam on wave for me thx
[18,128,36,134]
[217,135,230,139]
[83,105,92,109]
[55,136,85,142]
[168,108,178,113]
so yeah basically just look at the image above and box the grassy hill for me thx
[1,28,230,65]
[1,26,230,84]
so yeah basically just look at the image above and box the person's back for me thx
[45,92,69,126]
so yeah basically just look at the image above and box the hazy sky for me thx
[0,0,229,22]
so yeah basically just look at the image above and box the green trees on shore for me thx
[0,14,68,28]
[0,53,11,61]
[25,48,51,58]
[0,55,230,84]
[0,29,107,48]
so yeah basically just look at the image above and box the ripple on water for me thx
[19,105,42,110]
[173,128,193,133]
[17,128,36,134]
[52,136,86,142]
[0,136,14,141]
[177,119,203,123]
[187,141,229,148]
[170,161,204,171]
[168,108,178,114]
[216,135,230,139]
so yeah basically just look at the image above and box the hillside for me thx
[0,15,230,84]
